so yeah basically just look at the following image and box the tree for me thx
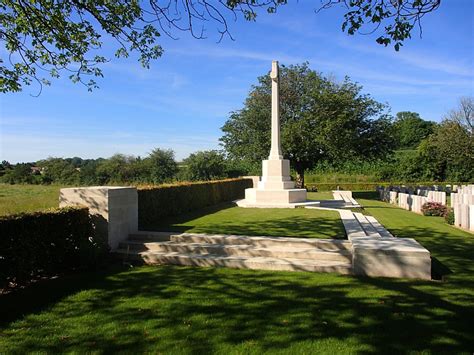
[393,111,437,149]
[38,157,80,184]
[183,150,227,181]
[1,0,440,94]
[220,63,394,187]
[418,121,474,181]
[445,97,474,134]
[144,148,178,184]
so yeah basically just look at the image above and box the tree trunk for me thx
[295,165,305,189]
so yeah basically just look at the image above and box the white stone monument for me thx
[237,61,316,208]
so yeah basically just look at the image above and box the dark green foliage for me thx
[418,120,474,182]
[182,150,227,181]
[305,181,463,192]
[393,112,437,149]
[421,202,448,217]
[138,178,252,230]
[146,148,178,184]
[0,207,108,288]
[445,209,455,225]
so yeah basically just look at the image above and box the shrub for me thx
[445,209,455,225]
[421,202,449,217]
[0,207,108,288]
[138,178,253,229]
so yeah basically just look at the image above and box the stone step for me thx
[118,241,352,262]
[365,216,394,238]
[170,233,352,250]
[354,213,381,238]
[114,249,353,274]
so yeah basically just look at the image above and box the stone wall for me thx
[60,186,138,249]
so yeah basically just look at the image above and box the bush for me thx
[445,209,455,225]
[421,202,449,217]
[138,178,253,229]
[0,207,108,288]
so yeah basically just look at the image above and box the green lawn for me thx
[1,192,473,353]
[0,184,61,215]
[156,202,345,239]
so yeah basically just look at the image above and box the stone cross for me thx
[269,60,283,160]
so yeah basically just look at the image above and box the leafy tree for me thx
[144,148,178,184]
[1,163,36,184]
[418,120,474,182]
[444,96,473,134]
[221,63,394,187]
[393,111,437,149]
[1,0,440,93]
[183,150,227,181]
[38,157,80,184]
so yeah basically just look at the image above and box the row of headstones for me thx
[377,186,446,210]
[379,184,459,195]
[450,185,474,232]
[377,184,474,232]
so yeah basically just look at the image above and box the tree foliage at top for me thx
[393,111,437,149]
[0,0,440,94]
[220,63,394,187]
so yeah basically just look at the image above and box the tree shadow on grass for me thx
[150,203,346,239]
[1,264,472,353]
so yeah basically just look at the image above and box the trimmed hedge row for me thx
[306,181,464,192]
[0,206,108,288]
[138,178,253,229]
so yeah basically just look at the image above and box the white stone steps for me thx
[353,213,381,238]
[170,233,352,250]
[339,210,366,240]
[365,216,394,238]
[128,231,175,241]
[115,249,353,274]
[118,241,353,262]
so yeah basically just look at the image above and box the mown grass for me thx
[0,184,61,216]
[1,192,473,352]
[155,203,345,240]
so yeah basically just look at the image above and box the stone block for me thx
[261,159,291,180]
[398,193,408,210]
[60,186,138,249]
[470,205,474,232]
[460,204,470,230]
[352,237,431,280]
[454,203,462,227]
[451,193,458,208]
[243,188,307,205]
[389,191,398,204]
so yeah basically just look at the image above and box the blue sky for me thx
[1,0,473,163]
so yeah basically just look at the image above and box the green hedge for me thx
[0,207,108,288]
[138,178,253,229]
[305,181,464,192]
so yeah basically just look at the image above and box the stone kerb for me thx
[60,186,138,249]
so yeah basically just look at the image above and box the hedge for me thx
[0,206,108,288]
[138,178,253,229]
[306,181,466,192]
